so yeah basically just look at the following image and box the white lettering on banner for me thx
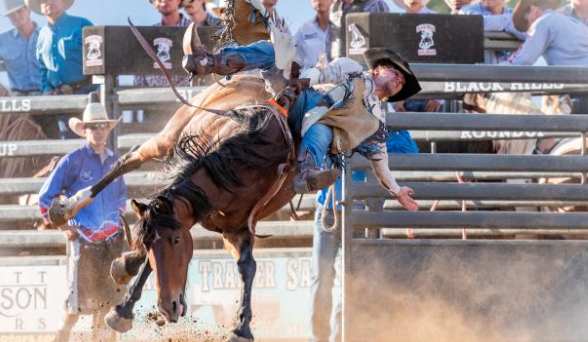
[286,258,312,291]
[0,99,31,112]
[199,260,277,292]
[460,131,545,139]
[0,266,66,333]
[0,144,18,156]
[444,82,566,93]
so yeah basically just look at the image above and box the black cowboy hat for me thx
[364,48,421,102]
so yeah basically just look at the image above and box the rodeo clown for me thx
[182,0,419,210]
[38,97,126,342]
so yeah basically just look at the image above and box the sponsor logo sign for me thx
[154,38,173,69]
[85,35,103,67]
[417,24,436,57]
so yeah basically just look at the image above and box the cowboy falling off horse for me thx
[45,0,423,341]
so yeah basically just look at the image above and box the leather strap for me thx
[246,104,296,236]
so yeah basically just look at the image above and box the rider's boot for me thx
[182,22,247,77]
[292,150,340,194]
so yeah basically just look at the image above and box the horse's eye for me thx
[174,236,180,245]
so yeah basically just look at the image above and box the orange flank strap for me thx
[268,99,288,117]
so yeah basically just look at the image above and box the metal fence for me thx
[341,74,588,341]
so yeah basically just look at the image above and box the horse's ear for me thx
[131,199,147,218]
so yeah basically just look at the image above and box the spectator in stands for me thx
[26,0,94,140]
[134,0,191,87]
[510,0,588,66]
[392,0,443,113]
[394,0,434,13]
[445,0,475,13]
[329,0,390,60]
[39,99,126,342]
[459,0,526,64]
[0,0,41,96]
[558,0,588,24]
[294,0,334,69]
[182,0,222,26]
[510,0,588,113]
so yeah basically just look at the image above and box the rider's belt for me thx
[58,77,92,95]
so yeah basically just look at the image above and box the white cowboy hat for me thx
[211,0,228,16]
[393,0,431,11]
[68,102,121,138]
[2,0,25,16]
[24,0,73,15]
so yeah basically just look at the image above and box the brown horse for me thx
[48,75,296,342]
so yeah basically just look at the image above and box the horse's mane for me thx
[136,106,289,248]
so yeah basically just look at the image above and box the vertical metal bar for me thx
[582,132,587,184]
[99,75,120,151]
[341,152,353,342]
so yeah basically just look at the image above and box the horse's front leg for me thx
[224,230,257,342]
[104,259,151,333]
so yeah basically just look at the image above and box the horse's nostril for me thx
[172,301,177,313]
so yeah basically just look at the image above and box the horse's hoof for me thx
[110,256,133,285]
[104,307,133,333]
[48,196,69,227]
[225,332,254,342]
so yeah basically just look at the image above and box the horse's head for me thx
[131,196,193,323]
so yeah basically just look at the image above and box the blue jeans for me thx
[309,131,418,342]
[310,209,341,342]
[219,40,276,72]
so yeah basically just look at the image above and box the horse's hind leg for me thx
[224,230,257,342]
[105,259,151,333]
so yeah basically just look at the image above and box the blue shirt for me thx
[459,3,525,64]
[39,143,126,242]
[36,13,92,92]
[0,24,42,92]
[509,10,588,66]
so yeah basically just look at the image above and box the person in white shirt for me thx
[294,0,334,69]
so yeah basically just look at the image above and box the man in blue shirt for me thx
[459,0,526,64]
[510,0,588,114]
[39,101,126,342]
[25,0,94,139]
[558,0,588,25]
[0,0,41,95]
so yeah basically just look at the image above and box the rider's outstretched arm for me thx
[367,143,419,212]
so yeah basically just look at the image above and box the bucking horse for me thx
[48,73,299,342]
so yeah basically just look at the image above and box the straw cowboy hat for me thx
[2,0,24,16]
[2,0,25,16]
[24,0,73,15]
[513,0,560,31]
[392,0,431,11]
[211,0,228,16]
[364,48,422,102]
[68,102,121,138]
